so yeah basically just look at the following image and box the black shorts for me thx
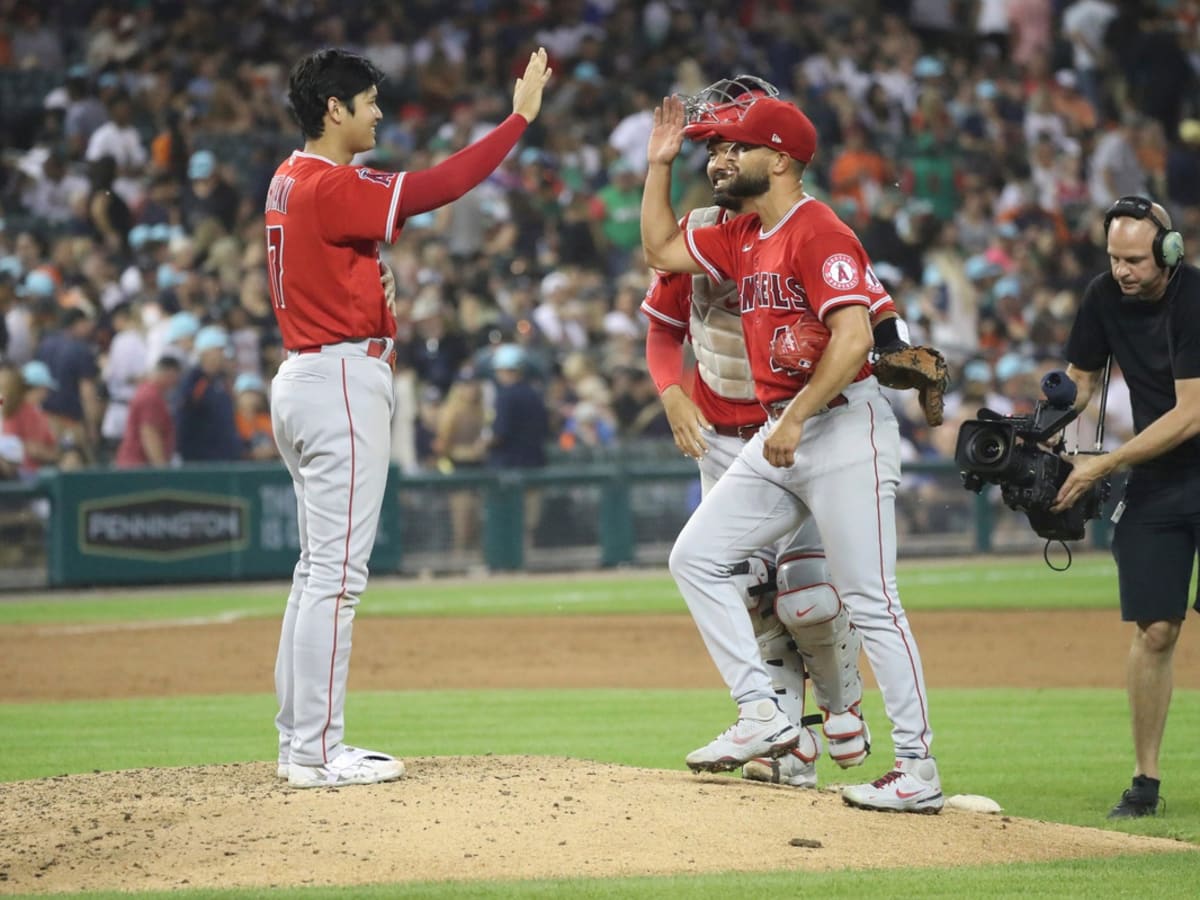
[1111,467,1200,622]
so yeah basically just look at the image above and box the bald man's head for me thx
[1106,198,1177,300]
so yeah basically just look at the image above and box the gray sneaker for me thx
[686,699,800,773]
[743,751,818,788]
[842,756,944,814]
[288,746,405,788]
[742,724,820,787]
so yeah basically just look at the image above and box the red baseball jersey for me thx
[641,271,767,429]
[264,151,402,349]
[685,195,890,406]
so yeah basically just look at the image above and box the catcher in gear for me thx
[644,77,944,813]
[647,76,942,788]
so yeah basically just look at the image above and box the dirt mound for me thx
[0,757,1190,895]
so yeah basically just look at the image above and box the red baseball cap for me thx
[701,98,818,164]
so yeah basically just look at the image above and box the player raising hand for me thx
[267,47,550,788]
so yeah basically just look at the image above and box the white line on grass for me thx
[902,561,1115,585]
[37,610,252,635]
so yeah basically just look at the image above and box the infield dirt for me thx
[1,606,1196,893]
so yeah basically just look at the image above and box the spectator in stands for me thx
[86,11,142,71]
[85,155,133,255]
[8,8,63,71]
[1124,6,1194,146]
[98,301,147,457]
[115,355,181,468]
[182,150,241,234]
[608,86,654,177]
[610,366,669,439]
[1062,0,1118,115]
[488,343,549,548]
[2,0,1197,483]
[35,307,101,462]
[1007,0,1053,72]
[150,310,200,367]
[18,150,90,225]
[830,123,893,225]
[58,66,108,158]
[84,90,147,209]
[488,344,548,470]
[175,325,238,462]
[598,159,644,277]
[1088,112,1149,209]
[0,361,58,473]
[559,399,617,452]
[1,267,44,367]
[602,281,646,342]
[233,372,278,461]
[532,270,588,351]
[0,435,19,480]
[433,367,489,550]
[396,286,470,398]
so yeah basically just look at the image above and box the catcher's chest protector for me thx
[688,206,757,401]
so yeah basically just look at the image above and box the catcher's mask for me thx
[683,74,779,140]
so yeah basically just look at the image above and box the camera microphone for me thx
[1041,370,1077,409]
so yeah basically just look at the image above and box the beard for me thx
[712,170,769,209]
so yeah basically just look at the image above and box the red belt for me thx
[294,338,396,369]
[712,422,764,440]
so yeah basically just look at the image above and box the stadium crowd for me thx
[1,0,1199,480]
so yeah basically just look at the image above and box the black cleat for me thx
[1107,777,1163,819]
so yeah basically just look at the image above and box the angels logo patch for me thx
[357,168,398,188]
[821,253,859,290]
[864,264,883,293]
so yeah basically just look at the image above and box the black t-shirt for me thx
[1065,264,1200,473]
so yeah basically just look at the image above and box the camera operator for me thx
[1052,197,1196,819]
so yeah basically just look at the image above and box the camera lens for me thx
[967,428,1008,467]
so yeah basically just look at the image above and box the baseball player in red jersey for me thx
[641,93,942,813]
[266,47,551,787]
[643,78,896,789]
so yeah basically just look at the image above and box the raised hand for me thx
[647,95,686,166]
[512,47,553,123]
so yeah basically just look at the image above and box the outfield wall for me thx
[0,461,1114,589]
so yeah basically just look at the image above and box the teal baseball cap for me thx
[21,360,59,390]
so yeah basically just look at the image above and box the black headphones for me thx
[1103,195,1186,269]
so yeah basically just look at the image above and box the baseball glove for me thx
[770,318,830,377]
[873,345,950,427]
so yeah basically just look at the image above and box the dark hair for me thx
[61,307,91,329]
[287,49,384,139]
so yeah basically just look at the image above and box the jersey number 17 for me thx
[266,224,286,310]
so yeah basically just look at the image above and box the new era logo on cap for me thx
[694,98,818,163]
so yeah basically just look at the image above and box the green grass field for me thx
[1,554,1197,898]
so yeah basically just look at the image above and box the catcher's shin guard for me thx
[746,588,815,743]
[776,553,869,768]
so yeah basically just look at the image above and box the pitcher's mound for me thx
[0,756,1190,894]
